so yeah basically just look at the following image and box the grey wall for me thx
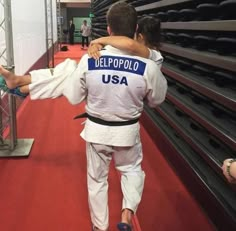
[66,8,91,29]
[0,0,58,74]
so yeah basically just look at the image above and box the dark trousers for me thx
[69,33,74,45]
[82,36,89,47]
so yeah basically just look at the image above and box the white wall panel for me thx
[11,0,46,74]
[11,0,56,74]
[0,3,6,66]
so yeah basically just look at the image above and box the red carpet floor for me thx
[54,44,88,65]
[0,44,216,231]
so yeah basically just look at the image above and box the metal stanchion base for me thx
[0,139,34,157]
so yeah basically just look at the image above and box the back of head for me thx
[106,2,137,39]
[137,16,161,49]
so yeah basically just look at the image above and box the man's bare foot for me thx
[121,209,132,225]
[0,64,8,76]
[0,64,23,89]
[0,65,4,75]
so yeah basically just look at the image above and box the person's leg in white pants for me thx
[113,141,145,225]
[86,143,113,231]
[86,140,145,230]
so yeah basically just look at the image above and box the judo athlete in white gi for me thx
[0,3,167,231]
[62,47,167,231]
[62,3,167,231]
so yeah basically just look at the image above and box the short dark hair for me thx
[106,2,137,39]
[137,16,161,49]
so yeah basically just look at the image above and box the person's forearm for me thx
[92,36,149,58]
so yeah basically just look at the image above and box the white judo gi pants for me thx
[29,59,77,100]
[86,141,145,230]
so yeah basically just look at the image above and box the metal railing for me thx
[56,0,62,51]
[0,0,34,157]
[45,0,54,68]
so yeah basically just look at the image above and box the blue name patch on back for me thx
[88,55,146,75]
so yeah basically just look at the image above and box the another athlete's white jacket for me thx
[63,45,167,146]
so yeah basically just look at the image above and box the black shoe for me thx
[117,222,132,231]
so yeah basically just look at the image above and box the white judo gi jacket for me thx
[62,45,167,146]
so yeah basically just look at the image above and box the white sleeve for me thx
[145,62,167,108]
[148,49,164,67]
[63,56,87,105]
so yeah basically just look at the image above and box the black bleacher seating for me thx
[156,12,168,22]
[179,9,198,21]
[175,107,185,117]
[164,55,178,65]
[178,33,193,47]
[165,32,178,44]
[160,32,166,42]
[192,64,215,77]
[148,13,156,18]
[194,35,216,51]
[176,59,193,71]
[196,3,220,21]
[131,0,142,7]
[189,120,201,131]
[208,135,222,149]
[219,0,236,20]
[213,71,236,87]
[216,37,236,55]
[167,10,180,22]
[191,90,210,105]
[176,82,190,95]
[166,77,176,86]
[211,102,235,120]
[93,0,110,11]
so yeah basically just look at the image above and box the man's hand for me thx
[222,159,236,183]
[88,43,103,60]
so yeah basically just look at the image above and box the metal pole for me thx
[0,0,34,157]
[44,0,49,67]
[44,0,54,68]
[0,0,6,146]
[0,97,3,144]
[4,0,16,150]
[50,0,54,67]
[56,0,62,51]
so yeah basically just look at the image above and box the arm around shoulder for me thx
[91,36,150,58]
